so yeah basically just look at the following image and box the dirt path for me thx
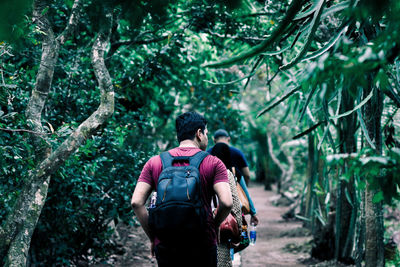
[98,183,311,266]
[238,184,310,267]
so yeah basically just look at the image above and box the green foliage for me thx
[1,0,249,264]
[326,148,400,205]
[31,115,157,265]
[6,0,399,264]
[0,42,35,222]
[0,0,32,44]
[199,0,400,263]
[386,253,400,267]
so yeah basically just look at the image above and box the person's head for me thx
[213,129,230,145]
[175,111,208,150]
[210,143,232,171]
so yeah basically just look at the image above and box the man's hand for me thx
[250,214,259,226]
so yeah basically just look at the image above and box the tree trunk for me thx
[304,133,316,224]
[336,88,357,263]
[363,84,385,267]
[0,1,114,265]
[310,135,336,260]
[0,1,57,264]
[311,88,358,263]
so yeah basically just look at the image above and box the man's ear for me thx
[195,128,202,140]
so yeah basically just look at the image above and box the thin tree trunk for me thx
[305,133,316,224]
[336,88,357,263]
[0,1,114,265]
[0,0,57,263]
[363,84,384,267]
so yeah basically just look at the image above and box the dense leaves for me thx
[1,0,248,264]
[2,0,400,265]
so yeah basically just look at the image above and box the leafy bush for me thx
[30,114,157,265]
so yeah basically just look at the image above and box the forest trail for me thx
[99,183,311,267]
[239,184,310,267]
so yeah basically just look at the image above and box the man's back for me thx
[138,147,228,246]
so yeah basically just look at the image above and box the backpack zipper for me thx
[186,170,191,200]
[162,179,172,202]
[186,178,190,200]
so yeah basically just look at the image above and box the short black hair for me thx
[210,143,232,171]
[214,129,229,139]
[175,111,207,143]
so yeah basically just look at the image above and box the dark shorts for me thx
[155,243,217,267]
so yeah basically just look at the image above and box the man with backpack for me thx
[131,111,233,267]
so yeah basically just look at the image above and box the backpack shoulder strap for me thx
[189,151,209,169]
[160,152,174,169]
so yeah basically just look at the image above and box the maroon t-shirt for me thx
[138,147,228,246]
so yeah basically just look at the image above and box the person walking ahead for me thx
[210,143,243,267]
[131,111,233,267]
[208,129,259,226]
[209,129,251,185]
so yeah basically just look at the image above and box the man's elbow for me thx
[220,197,233,211]
[131,198,143,211]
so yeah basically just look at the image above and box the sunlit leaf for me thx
[372,191,384,203]
[301,25,348,62]
[257,86,301,118]
[294,0,322,20]
[359,156,390,165]
[280,0,326,70]
[329,89,373,120]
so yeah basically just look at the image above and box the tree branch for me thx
[108,34,169,58]
[25,0,59,136]
[0,1,104,264]
[206,30,268,42]
[57,0,84,45]
[112,35,169,47]
[0,127,48,135]
[267,133,286,178]
[31,5,114,184]
[1,0,55,263]
[240,12,276,18]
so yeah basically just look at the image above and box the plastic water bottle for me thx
[229,240,234,260]
[148,192,157,209]
[249,223,256,246]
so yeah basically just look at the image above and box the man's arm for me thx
[213,182,233,226]
[240,166,251,185]
[131,182,153,240]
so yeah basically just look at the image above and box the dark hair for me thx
[214,129,229,139]
[210,143,232,171]
[175,111,207,143]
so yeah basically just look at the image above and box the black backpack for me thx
[148,151,209,244]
